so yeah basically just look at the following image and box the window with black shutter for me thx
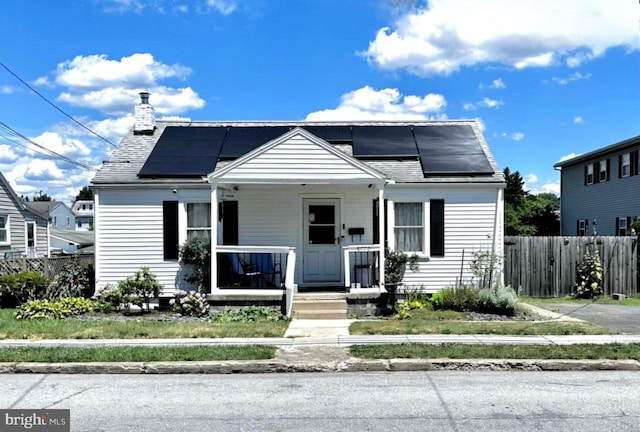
[162,201,179,260]
[430,199,445,257]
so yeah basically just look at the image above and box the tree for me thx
[526,193,560,236]
[33,191,52,201]
[503,167,534,235]
[75,185,93,201]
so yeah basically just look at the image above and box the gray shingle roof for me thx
[92,120,504,186]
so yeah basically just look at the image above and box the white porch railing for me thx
[343,245,382,291]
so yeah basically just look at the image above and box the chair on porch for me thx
[246,253,281,288]
[218,253,280,288]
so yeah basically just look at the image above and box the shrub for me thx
[431,286,479,312]
[170,290,210,317]
[0,271,48,305]
[477,285,518,315]
[573,242,603,299]
[179,237,211,292]
[117,267,163,312]
[93,284,126,313]
[46,257,94,300]
[395,298,431,320]
[212,305,287,323]
[15,297,96,320]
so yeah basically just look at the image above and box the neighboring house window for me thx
[187,203,212,242]
[394,202,423,252]
[585,164,594,185]
[577,219,588,236]
[598,159,609,182]
[620,153,631,177]
[67,217,70,227]
[616,217,631,236]
[26,221,36,258]
[53,216,57,227]
[0,214,9,244]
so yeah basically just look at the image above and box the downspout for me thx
[493,187,504,286]
[378,186,385,293]
[93,190,101,290]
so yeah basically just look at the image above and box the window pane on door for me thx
[309,205,334,224]
[309,226,335,244]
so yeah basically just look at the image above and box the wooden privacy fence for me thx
[504,236,637,298]
[0,255,94,280]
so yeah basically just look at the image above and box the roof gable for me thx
[209,127,386,184]
[0,173,48,221]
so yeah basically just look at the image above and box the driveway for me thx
[540,303,640,334]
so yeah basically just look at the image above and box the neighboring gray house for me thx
[50,228,94,254]
[91,94,505,301]
[25,201,75,231]
[71,200,94,231]
[0,173,49,258]
[554,134,640,236]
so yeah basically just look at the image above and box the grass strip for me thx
[350,343,640,360]
[350,319,613,336]
[0,309,289,339]
[0,345,276,362]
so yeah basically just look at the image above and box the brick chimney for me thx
[134,92,155,135]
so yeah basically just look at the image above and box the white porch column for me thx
[378,186,385,290]
[210,183,218,292]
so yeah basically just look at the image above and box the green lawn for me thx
[350,343,640,360]
[520,295,640,307]
[349,308,614,336]
[0,309,289,340]
[0,345,276,362]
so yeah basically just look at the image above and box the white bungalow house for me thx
[91,94,505,312]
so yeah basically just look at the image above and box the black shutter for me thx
[372,199,379,244]
[430,199,445,257]
[576,220,580,236]
[163,201,179,260]
[606,159,610,181]
[619,155,623,178]
[222,201,238,245]
[584,165,588,185]
[633,150,639,176]
[594,161,600,183]
[615,217,620,235]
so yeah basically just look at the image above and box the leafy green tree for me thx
[75,185,93,201]
[33,191,52,201]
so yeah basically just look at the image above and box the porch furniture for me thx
[217,253,281,288]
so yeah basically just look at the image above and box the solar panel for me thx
[138,126,226,177]
[301,126,352,143]
[351,126,418,157]
[218,126,291,158]
[414,126,493,175]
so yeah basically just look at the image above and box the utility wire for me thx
[0,121,97,172]
[0,62,117,148]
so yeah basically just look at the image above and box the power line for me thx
[0,121,97,172]
[0,62,117,148]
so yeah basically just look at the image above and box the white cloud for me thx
[552,72,592,85]
[463,97,503,111]
[0,144,19,163]
[1,85,17,94]
[306,86,447,121]
[463,102,476,111]
[205,0,237,15]
[558,152,580,163]
[99,0,235,15]
[573,116,584,124]
[530,180,560,196]
[364,0,639,76]
[525,173,538,183]
[511,132,524,141]
[490,78,505,89]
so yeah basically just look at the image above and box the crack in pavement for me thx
[9,375,48,408]
[43,387,92,409]
[426,373,460,432]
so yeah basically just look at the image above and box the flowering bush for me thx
[573,244,603,299]
[93,284,126,313]
[170,290,210,317]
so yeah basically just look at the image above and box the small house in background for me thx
[0,173,49,259]
[91,94,505,309]
[50,228,94,255]
[554,135,640,236]
[25,201,76,231]
[72,200,94,231]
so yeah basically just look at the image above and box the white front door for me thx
[302,199,342,284]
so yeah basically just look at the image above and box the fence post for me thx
[44,256,50,280]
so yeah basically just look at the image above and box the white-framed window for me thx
[25,221,36,257]
[187,202,211,242]
[577,219,588,236]
[617,217,628,236]
[621,153,631,177]
[393,202,423,252]
[585,164,594,185]
[598,159,608,182]
[0,214,9,244]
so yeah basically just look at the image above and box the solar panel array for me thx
[138,124,495,178]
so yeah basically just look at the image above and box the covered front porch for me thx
[205,127,388,300]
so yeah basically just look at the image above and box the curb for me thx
[1,358,639,374]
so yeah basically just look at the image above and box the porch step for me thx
[292,294,347,320]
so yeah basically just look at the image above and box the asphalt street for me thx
[2,372,639,432]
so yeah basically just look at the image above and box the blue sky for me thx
[0,0,638,203]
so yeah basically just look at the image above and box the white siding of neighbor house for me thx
[0,185,49,257]
[218,135,379,181]
[385,186,503,292]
